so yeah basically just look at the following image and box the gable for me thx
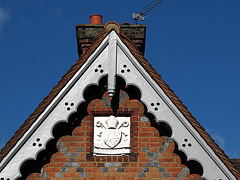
[0,22,239,179]
[115,33,237,179]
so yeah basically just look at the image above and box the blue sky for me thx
[0,0,239,159]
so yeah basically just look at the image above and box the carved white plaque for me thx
[93,115,130,155]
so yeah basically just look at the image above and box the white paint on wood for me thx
[0,30,236,180]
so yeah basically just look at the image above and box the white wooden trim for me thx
[116,35,235,180]
[0,35,110,180]
[0,31,235,180]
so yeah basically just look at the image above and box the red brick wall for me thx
[27,90,204,180]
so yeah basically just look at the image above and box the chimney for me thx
[90,14,103,25]
[76,15,146,57]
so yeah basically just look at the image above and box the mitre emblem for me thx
[103,116,121,148]
[94,115,130,153]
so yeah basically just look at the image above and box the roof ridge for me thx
[0,28,239,179]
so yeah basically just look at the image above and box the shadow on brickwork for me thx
[173,142,203,176]
[18,76,203,179]
[117,77,203,177]
[17,76,108,179]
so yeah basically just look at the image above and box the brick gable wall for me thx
[26,85,203,180]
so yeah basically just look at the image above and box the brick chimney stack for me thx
[76,15,146,57]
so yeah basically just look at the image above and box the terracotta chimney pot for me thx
[90,14,103,25]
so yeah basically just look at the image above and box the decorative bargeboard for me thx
[0,30,236,180]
